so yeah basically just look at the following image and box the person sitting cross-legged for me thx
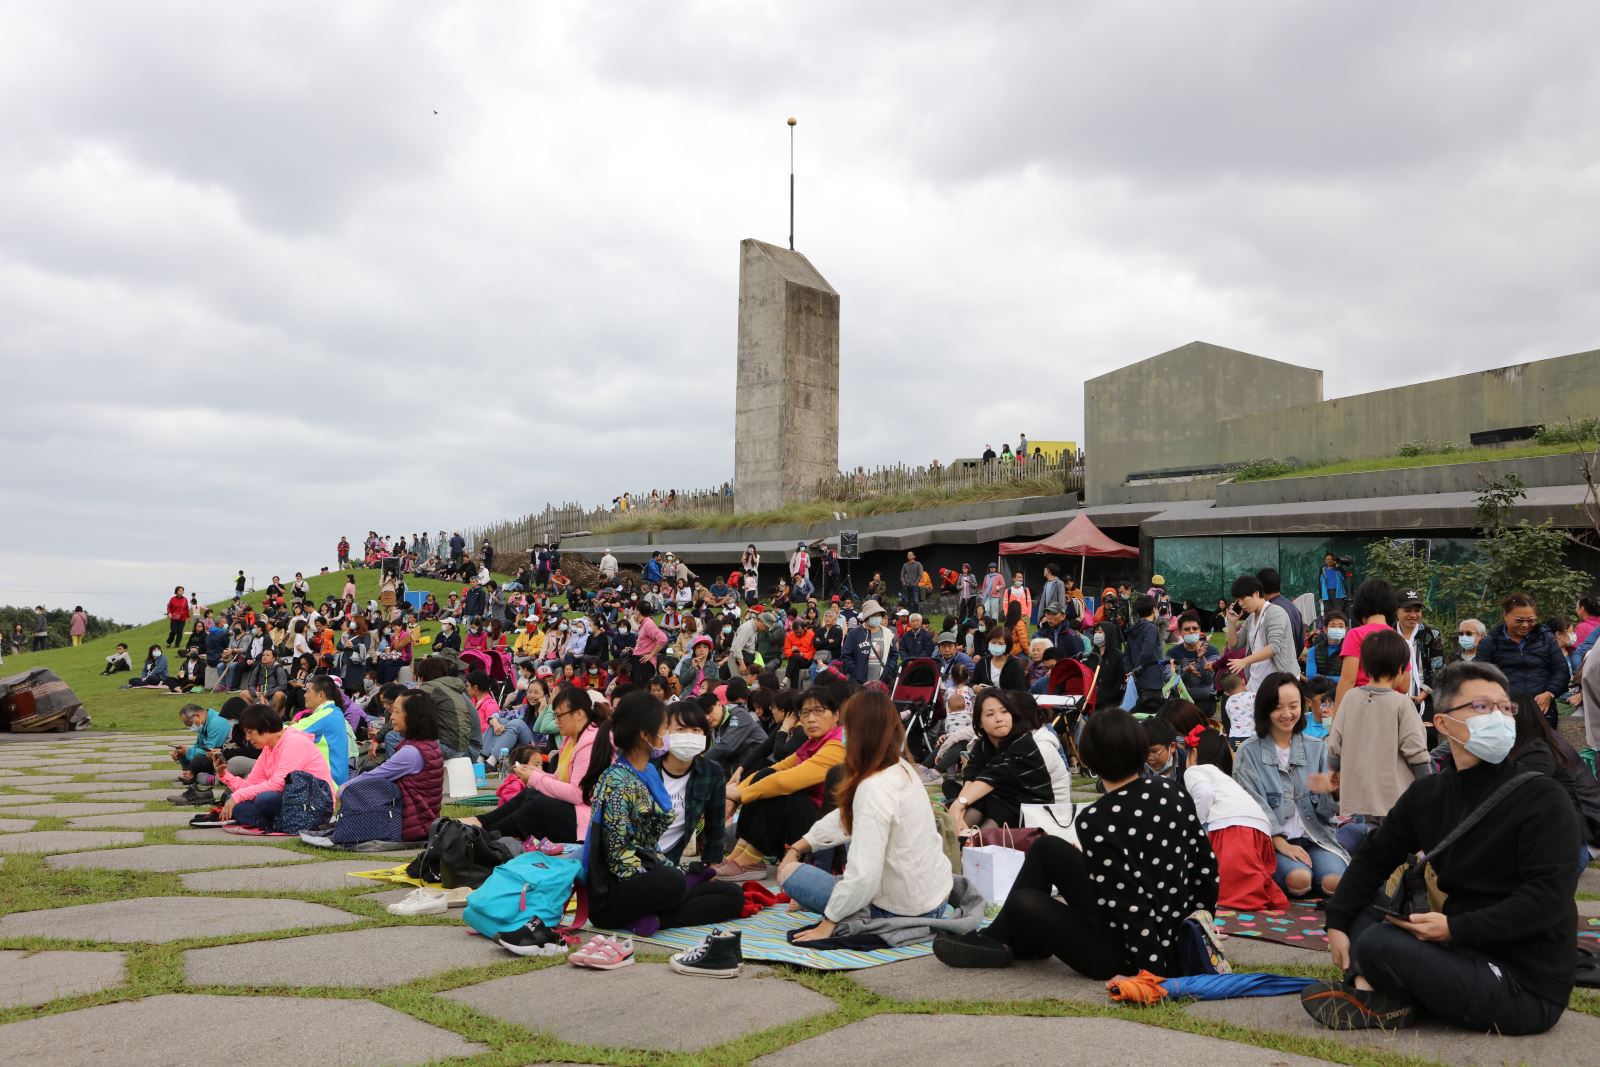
[1302,661,1580,1035]
[213,703,337,830]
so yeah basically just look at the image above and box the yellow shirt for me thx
[513,630,544,656]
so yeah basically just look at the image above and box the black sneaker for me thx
[189,808,236,829]
[932,930,1014,969]
[1301,980,1418,1030]
[669,928,744,978]
[495,917,568,958]
[168,785,214,806]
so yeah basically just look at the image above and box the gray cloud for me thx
[3,1,1599,618]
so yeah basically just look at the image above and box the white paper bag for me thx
[443,756,477,799]
[1021,802,1081,848]
[962,844,1026,905]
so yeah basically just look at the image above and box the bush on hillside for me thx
[1394,439,1461,457]
[1232,458,1298,481]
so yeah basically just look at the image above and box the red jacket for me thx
[167,595,190,622]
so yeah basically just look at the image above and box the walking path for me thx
[1,733,1596,1065]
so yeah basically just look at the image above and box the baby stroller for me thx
[1043,658,1100,775]
[891,657,943,764]
[459,648,516,703]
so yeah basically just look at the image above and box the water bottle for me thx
[498,747,510,782]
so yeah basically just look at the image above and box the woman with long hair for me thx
[462,685,605,844]
[779,689,955,941]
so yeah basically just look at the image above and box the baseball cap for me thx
[896,608,909,617]
[937,631,957,644]
[1399,588,1425,607]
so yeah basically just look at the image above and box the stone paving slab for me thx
[1578,900,1600,918]
[80,789,179,801]
[47,844,317,872]
[67,811,201,829]
[851,954,1107,1004]
[753,1014,1338,1065]
[1580,867,1600,895]
[0,817,38,832]
[443,963,834,1051]
[172,828,307,845]
[0,896,356,943]
[12,781,150,794]
[180,859,398,893]
[0,830,144,854]
[96,769,192,782]
[1186,993,1600,1066]
[185,926,502,987]
[0,994,484,1066]
[4,802,147,818]
[1,776,74,786]
[0,794,50,806]
[0,950,126,1008]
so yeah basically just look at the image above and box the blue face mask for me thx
[1181,633,1201,646]
[1458,634,1477,651]
[1440,709,1516,764]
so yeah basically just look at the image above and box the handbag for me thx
[1375,771,1540,919]
[972,824,1042,852]
[1021,802,1081,848]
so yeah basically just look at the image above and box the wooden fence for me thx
[466,454,1084,553]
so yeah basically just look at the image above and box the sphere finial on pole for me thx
[788,117,797,250]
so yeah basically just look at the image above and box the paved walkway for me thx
[0,733,1594,1066]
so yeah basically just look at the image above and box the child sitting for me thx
[1140,717,1186,785]
[1182,725,1287,910]
[496,744,536,804]
[1321,628,1431,853]
[1220,672,1252,746]
[934,669,976,782]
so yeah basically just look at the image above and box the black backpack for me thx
[276,770,334,835]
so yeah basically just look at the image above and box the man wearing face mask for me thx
[842,600,899,686]
[1170,612,1220,715]
[1306,661,1578,1035]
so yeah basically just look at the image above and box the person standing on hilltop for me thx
[482,539,495,573]
[166,586,191,647]
[69,606,89,647]
[235,570,247,597]
[32,606,50,651]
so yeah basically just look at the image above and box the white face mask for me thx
[667,733,707,760]
[988,642,1007,657]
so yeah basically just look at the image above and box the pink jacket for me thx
[533,724,598,840]
[221,729,335,804]
[633,617,668,663]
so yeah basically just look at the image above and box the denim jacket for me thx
[1233,732,1348,862]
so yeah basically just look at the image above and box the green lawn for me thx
[592,476,1072,535]
[1234,441,1574,482]
[2,569,502,733]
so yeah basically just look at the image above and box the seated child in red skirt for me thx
[1182,725,1288,910]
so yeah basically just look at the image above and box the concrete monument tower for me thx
[733,238,840,512]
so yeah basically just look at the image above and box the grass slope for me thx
[1234,441,1573,482]
[2,569,498,733]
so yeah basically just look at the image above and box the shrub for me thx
[1534,417,1600,446]
[1232,459,1297,481]
[1394,439,1460,458]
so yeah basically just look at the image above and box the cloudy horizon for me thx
[4,1,1600,621]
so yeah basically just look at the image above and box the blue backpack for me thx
[463,851,585,937]
[276,770,335,835]
[330,777,403,846]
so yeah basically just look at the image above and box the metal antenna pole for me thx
[787,116,797,250]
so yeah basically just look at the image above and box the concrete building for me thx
[733,239,840,512]
[1085,340,1600,506]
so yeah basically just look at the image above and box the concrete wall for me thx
[1084,341,1322,504]
[734,239,840,512]
[1217,452,1593,507]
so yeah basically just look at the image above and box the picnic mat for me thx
[350,863,433,889]
[595,904,934,971]
[1215,904,1600,953]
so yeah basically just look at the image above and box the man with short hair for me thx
[1395,589,1445,722]
[935,631,974,681]
[244,649,290,705]
[1034,606,1084,660]
[1257,567,1305,656]
[1227,575,1298,692]
[167,703,234,805]
[900,551,925,612]
[599,549,619,580]
[1308,661,1578,1036]
[1039,563,1067,619]
[899,612,935,660]
[1171,612,1221,715]
[1125,595,1166,705]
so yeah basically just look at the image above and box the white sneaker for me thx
[386,888,450,916]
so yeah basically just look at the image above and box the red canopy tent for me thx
[998,513,1138,588]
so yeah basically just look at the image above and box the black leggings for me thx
[986,836,1124,979]
[1347,912,1565,1035]
[737,790,823,858]
[590,866,744,930]
[478,789,579,843]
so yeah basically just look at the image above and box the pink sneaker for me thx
[712,857,769,882]
[569,934,635,970]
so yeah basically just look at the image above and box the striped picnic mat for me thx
[593,904,934,971]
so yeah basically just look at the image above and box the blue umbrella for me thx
[1163,973,1315,1000]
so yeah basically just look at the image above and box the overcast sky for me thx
[5,2,1600,620]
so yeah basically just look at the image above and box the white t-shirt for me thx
[1184,763,1271,835]
[1224,692,1255,739]
[1274,743,1305,841]
[656,764,693,854]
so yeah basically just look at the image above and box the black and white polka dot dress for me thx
[1076,774,1219,972]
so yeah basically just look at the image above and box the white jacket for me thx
[1184,763,1272,835]
[802,761,952,922]
[1033,726,1075,804]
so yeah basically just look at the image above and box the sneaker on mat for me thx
[569,934,636,970]
[1300,981,1417,1031]
[386,888,451,916]
[496,916,569,957]
[711,857,769,882]
[189,808,235,829]
[932,931,1014,969]
[669,928,744,978]
[167,785,214,806]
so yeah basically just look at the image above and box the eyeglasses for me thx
[554,707,586,720]
[1437,698,1516,717]
[798,706,831,719]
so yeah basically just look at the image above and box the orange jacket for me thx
[783,629,816,660]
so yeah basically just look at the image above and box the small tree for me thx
[1363,539,1436,600]
[1433,475,1589,622]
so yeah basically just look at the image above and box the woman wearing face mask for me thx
[651,700,727,866]
[1305,661,1579,1035]
[842,601,899,685]
[1449,618,1486,665]
[973,626,1027,691]
[562,617,590,663]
